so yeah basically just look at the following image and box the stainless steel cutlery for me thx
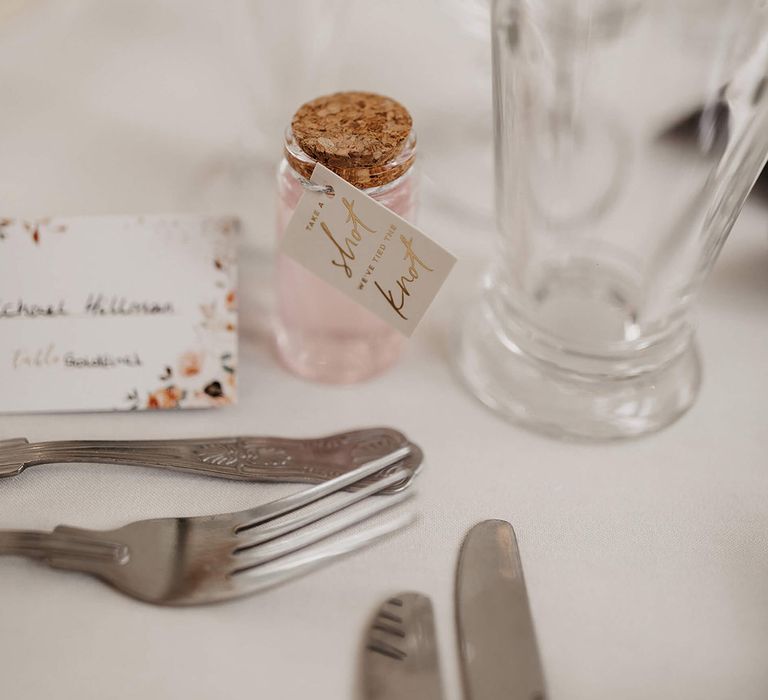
[0,447,416,605]
[3,416,549,696]
[363,592,445,700]
[456,520,548,700]
[0,427,422,493]
[359,519,547,700]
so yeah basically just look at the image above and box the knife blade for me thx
[456,520,547,700]
[363,591,444,700]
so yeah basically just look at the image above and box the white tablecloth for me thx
[1,2,768,699]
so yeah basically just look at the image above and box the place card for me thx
[0,215,238,414]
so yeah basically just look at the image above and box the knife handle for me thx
[0,428,421,492]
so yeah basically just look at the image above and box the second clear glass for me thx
[459,0,768,438]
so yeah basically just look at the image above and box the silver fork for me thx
[0,446,416,605]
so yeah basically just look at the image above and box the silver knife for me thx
[363,592,445,700]
[456,520,548,700]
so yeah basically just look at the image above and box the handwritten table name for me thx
[12,344,143,369]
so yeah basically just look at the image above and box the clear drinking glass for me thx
[458,0,768,438]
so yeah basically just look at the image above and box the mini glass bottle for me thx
[274,92,418,383]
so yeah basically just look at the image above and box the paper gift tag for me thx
[280,164,456,337]
[0,215,238,414]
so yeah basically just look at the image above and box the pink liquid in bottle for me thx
[274,95,417,384]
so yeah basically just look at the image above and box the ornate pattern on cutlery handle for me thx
[0,428,421,493]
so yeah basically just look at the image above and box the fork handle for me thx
[0,529,126,562]
[0,429,419,492]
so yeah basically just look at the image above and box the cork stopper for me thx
[286,91,415,189]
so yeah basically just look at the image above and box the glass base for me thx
[457,296,702,440]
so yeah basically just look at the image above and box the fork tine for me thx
[235,467,412,550]
[228,512,417,596]
[231,484,413,572]
[234,444,413,532]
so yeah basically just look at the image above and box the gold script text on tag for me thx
[320,198,376,278]
[374,235,435,320]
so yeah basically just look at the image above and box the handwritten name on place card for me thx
[0,296,174,318]
[0,215,239,414]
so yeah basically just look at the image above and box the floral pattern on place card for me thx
[0,214,239,414]
[0,217,69,244]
